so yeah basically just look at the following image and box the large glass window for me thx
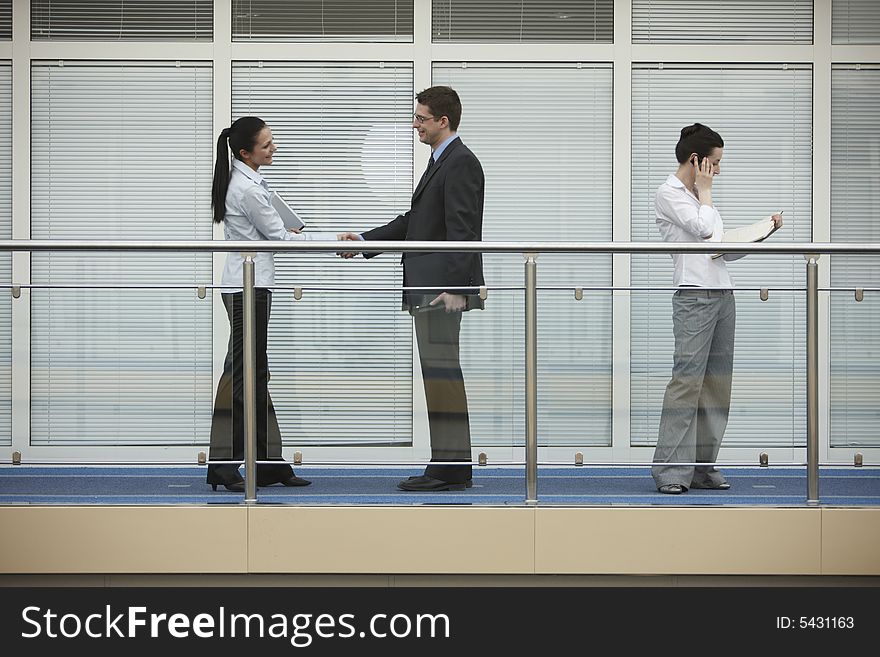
[830,64,880,448]
[0,1,10,40]
[233,1,413,42]
[31,0,212,41]
[631,63,812,449]
[232,61,415,447]
[433,62,614,447]
[433,1,613,42]
[832,0,880,44]
[632,0,812,43]
[30,61,214,446]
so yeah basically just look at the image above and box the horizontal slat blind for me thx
[0,63,10,445]
[631,63,812,448]
[232,0,413,41]
[31,0,212,40]
[832,0,880,44]
[632,0,813,43]
[31,61,214,446]
[830,64,880,447]
[433,63,613,447]
[232,61,414,446]
[432,1,613,42]
[0,1,10,40]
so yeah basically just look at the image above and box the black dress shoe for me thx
[690,480,731,490]
[210,481,245,492]
[259,475,311,487]
[405,475,473,489]
[398,475,467,492]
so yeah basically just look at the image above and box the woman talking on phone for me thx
[207,116,331,492]
[651,123,781,495]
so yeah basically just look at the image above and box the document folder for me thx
[271,191,305,231]
[712,213,782,259]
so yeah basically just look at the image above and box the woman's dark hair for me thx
[211,116,267,224]
[675,123,724,165]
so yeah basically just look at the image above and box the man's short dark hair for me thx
[416,86,462,131]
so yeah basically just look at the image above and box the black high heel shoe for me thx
[211,481,245,492]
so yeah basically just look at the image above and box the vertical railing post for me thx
[242,253,258,504]
[805,254,820,504]
[524,253,538,504]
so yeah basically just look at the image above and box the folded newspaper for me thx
[271,190,305,231]
[711,213,782,259]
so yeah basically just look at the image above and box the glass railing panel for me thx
[535,287,612,450]
[630,281,808,501]
[30,284,213,449]
[830,283,880,450]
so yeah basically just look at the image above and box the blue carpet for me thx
[0,466,877,507]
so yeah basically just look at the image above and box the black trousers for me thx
[206,289,293,485]
[414,309,473,483]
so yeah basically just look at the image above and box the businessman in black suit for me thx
[339,86,484,491]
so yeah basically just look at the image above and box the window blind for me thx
[0,63,10,445]
[232,61,414,447]
[830,64,880,448]
[432,1,613,43]
[631,63,812,448]
[30,61,214,446]
[0,1,10,40]
[832,0,880,44]
[232,0,413,42]
[433,63,613,447]
[31,0,212,40]
[632,0,813,43]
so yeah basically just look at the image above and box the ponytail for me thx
[210,117,267,224]
[211,128,232,224]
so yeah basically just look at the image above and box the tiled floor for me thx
[1,466,877,506]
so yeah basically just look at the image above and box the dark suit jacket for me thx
[361,137,485,311]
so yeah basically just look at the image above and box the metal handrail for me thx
[1,238,879,254]
[4,239,880,504]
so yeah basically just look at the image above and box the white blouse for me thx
[655,173,733,289]
[221,159,334,290]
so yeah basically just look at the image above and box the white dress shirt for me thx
[655,173,733,289]
[221,159,334,290]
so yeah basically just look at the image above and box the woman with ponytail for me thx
[207,117,332,491]
[651,123,781,495]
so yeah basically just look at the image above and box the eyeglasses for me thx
[412,113,437,125]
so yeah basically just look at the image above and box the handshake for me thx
[335,232,362,259]
[330,232,466,312]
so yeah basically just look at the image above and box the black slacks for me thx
[414,309,473,483]
[206,289,293,485]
